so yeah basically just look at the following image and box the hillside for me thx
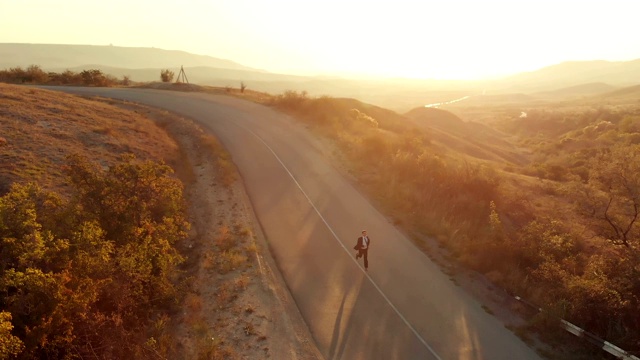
[597,84,640,102]
[405,107,529,165]
[0,83,179,193]
[0,83,319,359]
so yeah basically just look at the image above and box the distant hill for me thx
[498,59,640,92]
[597,84,640,102]
[534,82,618,98]
[0,43,258,71]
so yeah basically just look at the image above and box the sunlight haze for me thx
[1,0,639,79]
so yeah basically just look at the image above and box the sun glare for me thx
[1,0,639,79]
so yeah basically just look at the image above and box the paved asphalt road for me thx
[45,87,542,360]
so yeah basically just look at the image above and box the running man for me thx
[354,230,371,270]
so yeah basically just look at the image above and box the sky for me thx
[1,0,639,80]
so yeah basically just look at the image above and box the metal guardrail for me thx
[513,295,639,360]
[559,320,640,360]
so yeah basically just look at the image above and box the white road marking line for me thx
[245,127,443,360]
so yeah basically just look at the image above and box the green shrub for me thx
[0,154,189,358]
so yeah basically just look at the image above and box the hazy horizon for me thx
[2,0,640,80]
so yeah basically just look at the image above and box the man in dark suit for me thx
[354,230,371,270]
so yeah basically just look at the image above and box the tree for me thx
[5,67,26,83]
[575,144,640,248]
[24,65,48,83]
[160,69,174,83]
[58,69,79,84]
[240,81,247,93]
[0,312,24,358]
[80,69,107,86]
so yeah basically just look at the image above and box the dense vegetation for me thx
[0,154,189,359]
[271,91,640,352]
[0,65,126,86]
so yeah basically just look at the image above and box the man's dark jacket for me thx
[354,236,371,250]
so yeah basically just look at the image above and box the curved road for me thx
[47,87,542,360]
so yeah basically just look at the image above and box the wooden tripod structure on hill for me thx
[176,65,189,84]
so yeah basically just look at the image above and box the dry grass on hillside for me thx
[0,83,179,193]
